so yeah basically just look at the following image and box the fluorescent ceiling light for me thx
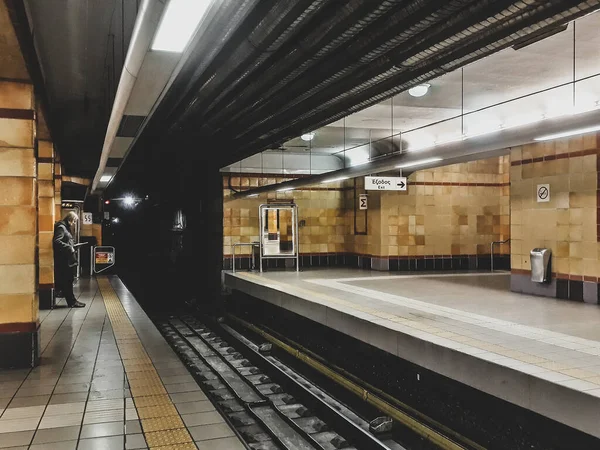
[100,175,112,182]
[396,157,443,169]
[322,176,348,183]
[408,84,430,97]
[300,132,315,141]
[152,0,211,52]
[534,124,600,141]
[246,193,259,198]
[277,187,295,192]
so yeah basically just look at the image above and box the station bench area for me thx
[224,268,600,441]
[0,276,244,450]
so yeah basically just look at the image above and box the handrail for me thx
[232,242,259,273]
[490,239,510,272]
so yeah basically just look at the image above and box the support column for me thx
[38,140,55,309]
[54,155,62,221]
[0,80,40,368]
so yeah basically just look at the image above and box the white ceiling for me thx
[270,11,600,162]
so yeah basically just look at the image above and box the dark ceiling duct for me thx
[194,0,410,133]
[217,0,483,135]
[171,0,329,133]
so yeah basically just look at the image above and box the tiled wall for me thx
[223,157,510,271]
[346,157,511,271]
[510,134,600,303]
[38,140,55,307]
[0,80,38,331]
[223,175,348,268]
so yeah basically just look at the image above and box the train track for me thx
[156,313,475,450]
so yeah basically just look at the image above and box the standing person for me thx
[53,212,85,308]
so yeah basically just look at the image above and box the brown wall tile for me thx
[0,82,33,110]
[0,294,36,325]
[38,140,53,158]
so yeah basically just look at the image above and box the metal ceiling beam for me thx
[226,1,598,162]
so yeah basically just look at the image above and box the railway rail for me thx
[156,313,479,450]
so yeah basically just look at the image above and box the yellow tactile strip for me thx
[97,277,195,449]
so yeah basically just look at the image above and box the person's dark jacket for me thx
[53,220,77,269]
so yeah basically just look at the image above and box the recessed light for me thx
[408,84,430,97]
[396,157,443,169]
[534,125,600,141]
[100,175,112,182]
[322,177,349,183]
[152,0,212,52]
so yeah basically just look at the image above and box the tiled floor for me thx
[0,276,244,450]
[226,268,600,438]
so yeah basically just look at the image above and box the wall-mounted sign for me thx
[359,194,368,210]
[93,246,116,274]
[537,184,550,203]
[365,176,407,191]
[95,252,114,264]
[83,212,93,225]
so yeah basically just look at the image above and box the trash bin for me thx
[530,248,552,283]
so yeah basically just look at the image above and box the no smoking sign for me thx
[537,184,550,203]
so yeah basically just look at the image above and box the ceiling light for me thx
[396,157,443,169]
[123,196,135,206]
[300,132,315,141]
[152,0,212,52]
[534,125,600,141]
[246,193,259,198]
[100,175,112,182]
[277,187,295,192]
[322,177,348,183]
[408,84,430,98]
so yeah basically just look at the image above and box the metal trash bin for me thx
[530,248,552,283]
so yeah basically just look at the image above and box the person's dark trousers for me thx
[55,265,77,306]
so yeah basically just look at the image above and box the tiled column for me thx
[0,80,40,368]
[54,155,62,222]
[38,140,55,309]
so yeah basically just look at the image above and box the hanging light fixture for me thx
[408,84,431,97]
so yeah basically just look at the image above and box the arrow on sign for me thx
[398,181,405,188]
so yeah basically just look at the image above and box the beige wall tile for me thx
[0,235,35,264]
[37,162,53,180]
[0,206,36,235]
[39,265,54,285]
[0,148,35,177]
[38,180,54,198]
[0,264,35,295]
[0,177,35,206]
[0,118,33,148]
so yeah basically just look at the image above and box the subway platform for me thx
[224,268,600,440]
[0,277,244,450]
